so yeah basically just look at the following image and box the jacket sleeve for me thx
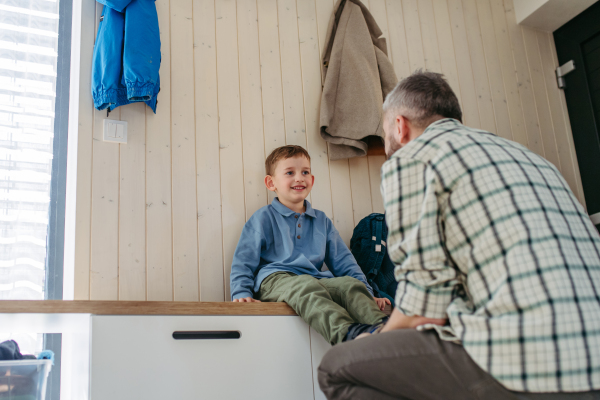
[229,224,265,301]
[324,220,374,296]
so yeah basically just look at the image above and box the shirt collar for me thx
[272,197,316,218]
[413,118,463,145]
[390,118,461,160]
[424,118,461,132]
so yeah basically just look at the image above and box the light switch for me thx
[103,119,128,144]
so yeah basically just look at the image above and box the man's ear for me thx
[398,115,411,146]
[264,175,277,192]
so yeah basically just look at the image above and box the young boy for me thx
[230,145,390,344]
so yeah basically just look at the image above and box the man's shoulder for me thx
[394,119,531,165]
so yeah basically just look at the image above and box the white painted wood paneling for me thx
[504,0,546,156]
[194,0,226,301]
[146,0,174,301]
[238,0,268,220]
[490,0,528,147]
[463,0,497,134]
[118,103,146,300]
[74,0,586,299]
[297,0,334,218]
[257,0,287,206]
[216,0,246,302]
[73,0,96,301]
[170,0,200,301]
[448,0,481,128]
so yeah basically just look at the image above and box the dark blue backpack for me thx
[350,213,396,305]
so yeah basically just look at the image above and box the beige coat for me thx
[320,0,398,160]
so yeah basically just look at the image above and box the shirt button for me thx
[295,215,298,219]
[297,235,301,239]
[298,224,301,228]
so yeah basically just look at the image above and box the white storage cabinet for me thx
[90,315,316,400]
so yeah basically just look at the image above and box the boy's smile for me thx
[265,155,314,213]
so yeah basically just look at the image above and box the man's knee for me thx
[318,340,386,399]
[318,343,347,384]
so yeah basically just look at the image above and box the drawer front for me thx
[90,315,314,400]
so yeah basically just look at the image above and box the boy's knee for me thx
[296,274,319,284]
[295,275,325,292]
[339,276,365,290]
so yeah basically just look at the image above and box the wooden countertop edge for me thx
[0,301,297,316]
[0,301,393,316]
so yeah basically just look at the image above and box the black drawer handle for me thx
[172,331,241,340]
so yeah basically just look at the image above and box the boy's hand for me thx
[232,297,261,303]
[374,297,391,310]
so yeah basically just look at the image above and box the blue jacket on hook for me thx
[92,0,161,113]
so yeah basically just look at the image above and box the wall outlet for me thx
[103,119,128,144]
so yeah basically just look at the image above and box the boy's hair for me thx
[265,145,311,176]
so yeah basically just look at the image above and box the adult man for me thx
[318,71,600,399]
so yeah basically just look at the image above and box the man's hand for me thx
[380,308,447,333]
[232,297,261,303]
[374,297,391,311]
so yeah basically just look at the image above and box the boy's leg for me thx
[319,276,387,325]
[256,272,355,344]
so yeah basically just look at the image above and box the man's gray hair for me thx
[383,70,462,128]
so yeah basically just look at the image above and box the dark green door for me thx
[554,2,600,230]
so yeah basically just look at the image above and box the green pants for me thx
[256,272,387,344]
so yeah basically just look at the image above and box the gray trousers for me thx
[318,329,600,400]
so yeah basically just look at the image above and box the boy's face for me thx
[265,156,314,206]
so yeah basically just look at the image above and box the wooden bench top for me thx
[0,300,393,316]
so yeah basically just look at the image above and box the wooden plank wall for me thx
[73,0,585,301]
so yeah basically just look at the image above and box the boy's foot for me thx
[343,323,372,342]
[355,332,371,340]
[343,319,386,342]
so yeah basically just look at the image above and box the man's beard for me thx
[385,134,402,158]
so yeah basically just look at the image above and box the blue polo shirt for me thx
[230,198,373,300]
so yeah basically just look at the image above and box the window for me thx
[0,1,72,399]
[0,0,70,301]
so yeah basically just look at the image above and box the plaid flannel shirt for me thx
[381,118,600,392]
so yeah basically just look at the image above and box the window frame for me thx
[44,0,74,398]
[45,0,73,302]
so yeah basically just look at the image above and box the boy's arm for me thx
[230,225,265,301]
[324,220,375,296]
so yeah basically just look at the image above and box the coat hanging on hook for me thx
[91,0,161,113]
[320,0,397,160]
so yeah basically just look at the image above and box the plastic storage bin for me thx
[0,359,52,400]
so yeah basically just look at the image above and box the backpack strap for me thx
[374,216,383,252]
[368,215,385,279]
